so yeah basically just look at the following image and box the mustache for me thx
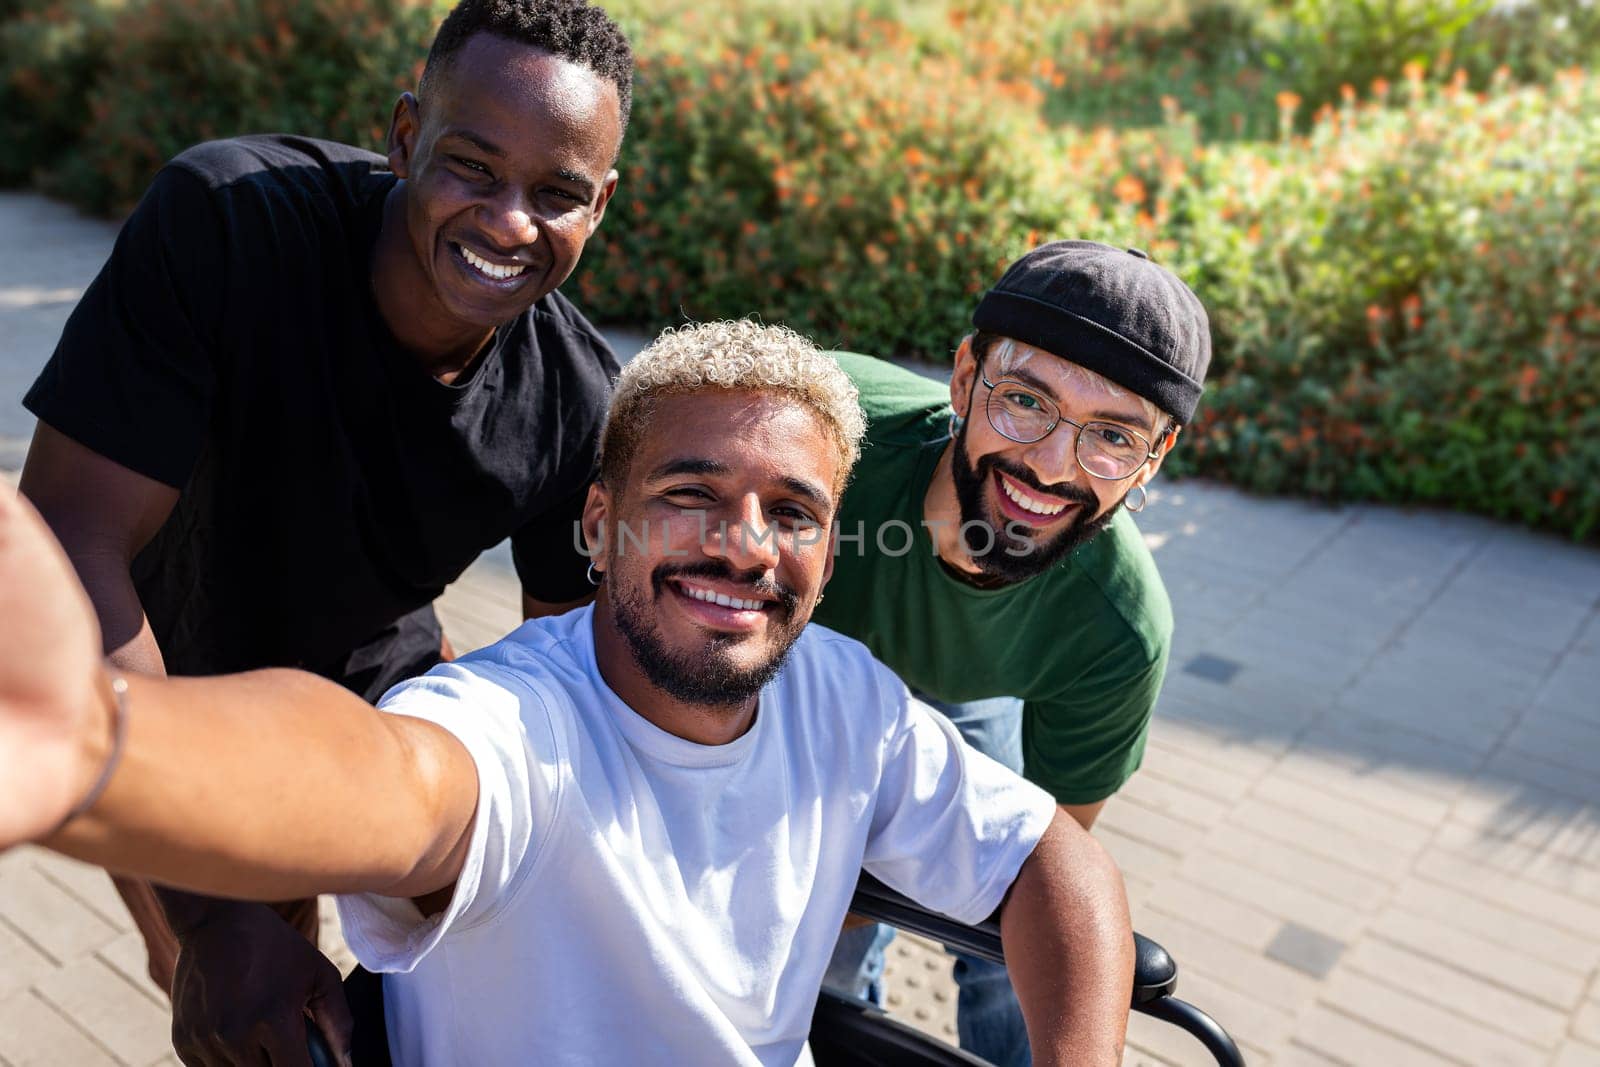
[979,454,1098,509]
[651,559,802,617]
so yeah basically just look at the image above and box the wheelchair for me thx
[308,873,1244,1066]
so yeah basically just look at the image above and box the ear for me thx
[949,335,980,420]
[586,170,621,237]
[386,92,422,179]
[1129,426,1180,492]
[580,481,613,571]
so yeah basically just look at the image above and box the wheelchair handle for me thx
[849,874,1247,1066]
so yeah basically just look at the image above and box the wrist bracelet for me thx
[54,674,130,833]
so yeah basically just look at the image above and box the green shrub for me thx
[0,0,120,187]
[51,0,440,214]
[1162,70,1600,538]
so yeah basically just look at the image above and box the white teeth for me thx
[1001,478,1066,516]
[682,584,764,611]
[459,245,525,280]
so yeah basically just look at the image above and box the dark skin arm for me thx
[19,422,358,1067]
[1000,810,1134,1066]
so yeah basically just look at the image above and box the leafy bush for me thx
[0,0,120,187]
[51,0,439,214]
[1163,70,1600,538]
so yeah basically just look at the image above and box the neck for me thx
[369,182,497,382]
[925,442,987,578]
[589,598,759,747]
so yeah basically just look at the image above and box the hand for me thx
[0,485,108,847]
[170,904,353,1067]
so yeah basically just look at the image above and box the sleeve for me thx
[863,670,1057,926]
[510,481,594,604]
[1022,642,1168,806]
[22,164,227,489]
[336,660,563,973]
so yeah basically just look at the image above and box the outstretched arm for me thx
[1000,809,1134,1067]
[1,483,479,902]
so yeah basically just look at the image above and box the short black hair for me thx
[420,0,634,132]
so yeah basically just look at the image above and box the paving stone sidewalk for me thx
[3,192,1598,1066]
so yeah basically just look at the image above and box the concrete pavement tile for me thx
[1272,746,1459,826]
[1116,772,1236,830]
[1478,747,1600,809]
[1263,921,1345,979]
[95,933,168,1010]
[1163,666,1336,724]
[34,957,173,1067]
[1271,1043,1344,1066]
[1152,699,1307,763]
[1369,907,1589,1011]
[1139,736,1261,802]
[1150,967,1291,1063]
[1550,1038,1600,1067]
[1249,773,1436,852]
[1573,996,1600,1046]
[1316,968,1547,1066]
[1096,826,1181,886]
[1291,1004,1458,1067]
[0,991,119,1067]
[0,863,120,964]
[1298,713,1485,794]
[26,852,132,934]
[1175,852,1369,943]
[1502,712,1600,780]
[1227,797,1421,881]
[1388,879,1600,973]
[1120,1042,1181,1067]
[1447,786,1600,870]
[1412,848,1600,940]
[1421,583,1595,651]
[1346,935,1568,1048]
[0,919,55,1002]
[1133,910,1319,1015]
[1530,657,1600,725]
[1383,623,1560,676]
[1207,826,1391,911]
[1333,680,1516,754]
[1432,821,1600,900]
[1138,876,1282,951]
[1100,795,1205,855]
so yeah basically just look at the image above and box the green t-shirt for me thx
[812,352,1174,805]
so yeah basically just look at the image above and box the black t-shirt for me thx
[25,135,618,700]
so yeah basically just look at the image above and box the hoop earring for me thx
[1124,484,1148,513]
[586,561,604,586]
[949,413,966,439]
[815,592,825,607]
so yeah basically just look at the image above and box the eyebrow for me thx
[990,366,1155,434]
[442,130,598,198]
[647,459,832,511]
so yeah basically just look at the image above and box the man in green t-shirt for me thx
[816,240,1210,1066]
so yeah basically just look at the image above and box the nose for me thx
[1022,418,1083,484]
[479,186,540,252]
[703,494,781,573]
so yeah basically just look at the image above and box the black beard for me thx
[608,559,805,708]
[948,422,1119,584]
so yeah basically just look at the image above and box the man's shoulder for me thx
[526,289,620,377]
[830,352,950,438]
[782,624,901,709]
[1055,512,1173,660]
[169,135,387,191]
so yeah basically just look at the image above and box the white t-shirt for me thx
[338,607,1055,1066]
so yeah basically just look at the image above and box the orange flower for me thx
[1371,77,1390,98]
[1403,60,1425,84]
[1113,174,1147,205]
[741,220,759,237]
[1340,83,1356,104]
[1550,488,1569,509]
[1276,90,1301,114]
[890,195,906,217]
[902,147,926,168]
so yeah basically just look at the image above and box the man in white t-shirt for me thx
[2,321,1135,1065]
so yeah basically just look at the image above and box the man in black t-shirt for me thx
[19,0,632,1061]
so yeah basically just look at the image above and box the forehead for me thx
[630,390,841,496]
[987,337,1160,426]
[427,34,622,170]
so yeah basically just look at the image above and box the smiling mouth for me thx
[452,242,529,283]
[672,579,773,613]
[995,471,1072,520]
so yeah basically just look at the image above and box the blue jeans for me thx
[823,694,1031,1067]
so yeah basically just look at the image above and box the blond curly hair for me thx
[600,320,866,491]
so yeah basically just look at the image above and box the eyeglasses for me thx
[980,372,1161,481]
